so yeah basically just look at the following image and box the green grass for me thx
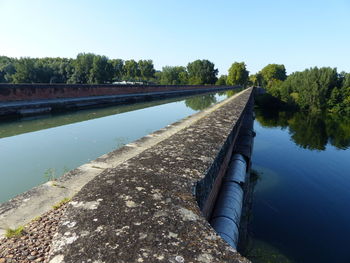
[31,215,41,222]
[52,197,71,210]
[5,226,24,238]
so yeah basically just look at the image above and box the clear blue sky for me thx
[1,0,349,75]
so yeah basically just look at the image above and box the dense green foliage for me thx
[0,56,16,83]
[216,75,227,85]
[123,59,140,81]
[227,62,249,86]
[0,55,224,86]
[69,54,112,84]
[0,54,157,84]
[11,57,73,84]
[260,64,287,87]
[138,59,156,82]
[186,59,218,85]
[249,73,263,86]
[159,66,188,85]
[265,67,350,113]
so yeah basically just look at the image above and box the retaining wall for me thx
[0,84,235,102]
[0,84,238,118]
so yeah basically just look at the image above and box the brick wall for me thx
[0,84,235,102]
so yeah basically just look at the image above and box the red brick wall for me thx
[0,84,233,102]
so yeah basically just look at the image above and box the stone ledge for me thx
[48,88,254,263]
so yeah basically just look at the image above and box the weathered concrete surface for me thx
[48,88,254,263]
[0,89,245,239]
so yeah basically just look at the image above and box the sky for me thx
[0,0,349,75]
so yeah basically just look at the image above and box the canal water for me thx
[0,92,231,203]
[245,107,350,263]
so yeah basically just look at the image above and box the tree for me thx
[123,60,140,81]
[288,67,337,111]
[12,58,37,83]
[153,71,162,84]
[138,60,155,82]
[56,58,74,83]
[264,66,343,112]
[68,53,95,84]
[341,72,350,89]
[187,59,218,85]
[227,62,249,86]
[260,64,287,87]
[216,75,227,85]
[109,59,124,82]
[89,55,114,84]
[160,66,188,85]
[249,73,263,86]
[328,72,350,114]
[0,56,16,83]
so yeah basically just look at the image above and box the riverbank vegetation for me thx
[255,66,350,114]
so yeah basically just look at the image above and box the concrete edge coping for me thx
[0,89,248,239]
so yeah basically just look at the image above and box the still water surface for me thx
[0,92,229,203]
[246,108,350,263]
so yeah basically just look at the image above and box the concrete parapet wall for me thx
[47,88,254,263]
[0,84,236,102]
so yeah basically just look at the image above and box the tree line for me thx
[0,53,283,88]
[0,54,155,84]
[260,66,350,114]
[0,53,256,87]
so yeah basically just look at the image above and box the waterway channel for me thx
[0,91,231,203]
[245,107,350,263]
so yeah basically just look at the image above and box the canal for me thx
[245,107,350,263]
[0,91,231,203]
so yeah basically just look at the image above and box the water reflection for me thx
[255,108,350,150]
[0,92,233,140]
[184,90,239,111]
[0,97,188,139]
[185,94,217,111]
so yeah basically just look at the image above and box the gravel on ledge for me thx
[0,203,67,263]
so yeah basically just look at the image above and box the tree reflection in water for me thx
[185,94,217,111]
[184,90,241,111]
[255,107,350,150]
